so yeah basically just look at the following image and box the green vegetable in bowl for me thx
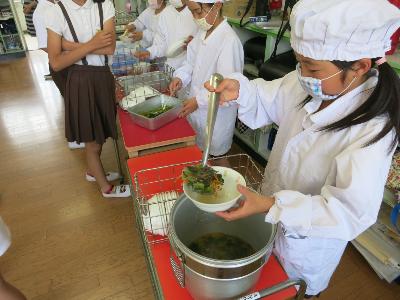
[182,164,224,194]
[139,105,174,118]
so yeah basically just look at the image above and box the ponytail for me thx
[319,58,400,152]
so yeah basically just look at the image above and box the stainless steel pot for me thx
[169,195,277,300]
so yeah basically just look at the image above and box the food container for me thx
[183,166,246,213]
[127,95,182,130]
[169,196,277,300]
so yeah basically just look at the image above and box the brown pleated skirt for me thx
[65,64,117,145]
[49,64,69,98]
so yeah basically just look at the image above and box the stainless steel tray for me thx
[127,95,182,130]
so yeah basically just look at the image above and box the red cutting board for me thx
[127,147,297,300]
[118,108,196,153]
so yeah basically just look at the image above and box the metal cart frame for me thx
[130,154,307,299]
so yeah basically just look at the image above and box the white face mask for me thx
[148,0,161,9]
[296,63,357,101]
[169,0,183,8]
[195,4,218,32]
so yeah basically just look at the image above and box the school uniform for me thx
[47,0,117,145]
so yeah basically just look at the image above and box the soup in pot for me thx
[188,232,255,260]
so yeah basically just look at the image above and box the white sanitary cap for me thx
[290,0,400,61]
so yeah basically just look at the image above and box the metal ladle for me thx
[201,73,224,167]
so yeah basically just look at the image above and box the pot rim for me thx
[169,195,277,268]
[184,260,266,282]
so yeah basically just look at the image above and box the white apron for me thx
[229,69,395,295]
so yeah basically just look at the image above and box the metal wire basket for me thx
[133,154,265,245]
[116,61,174,98]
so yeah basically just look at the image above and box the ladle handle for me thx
[201,73,224,167]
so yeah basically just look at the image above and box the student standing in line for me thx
[23,0,37,36]
[134,0,197,70]
[205,0,400,297]
[47,0,130,197]
[32,0,53,81]
[169,0,243,156]
[125,0,167,48]
[0,217,26,300]
[33,0,85,150]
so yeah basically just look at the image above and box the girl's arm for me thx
[61,18,116,55]
[229,71,306,129]
[47,29,112,71]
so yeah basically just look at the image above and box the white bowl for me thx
[183,166,246,213]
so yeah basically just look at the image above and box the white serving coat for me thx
[147,5,197,70]
[130,7,159,48]
[174,19,244,156]
[230,69,396,294]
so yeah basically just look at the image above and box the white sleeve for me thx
[133,8,150,31]
[146,16,167,59]
[228,71,307,129]
[173,39,195,89]
[102,0,115,22]
[46,5,64,36]
[33,7,47,49]
[195,36,244,108]
[266,125,396,241]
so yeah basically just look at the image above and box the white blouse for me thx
[46,0,115,66]
[33,0,55,49]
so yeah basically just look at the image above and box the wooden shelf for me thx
[0,15,13,21]
[4,48,23,53]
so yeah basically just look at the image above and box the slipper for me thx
[86,172,121,182]
[102,185,131,198]
[68,141,85,149]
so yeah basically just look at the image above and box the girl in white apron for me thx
[205,0,400,296]
[126,0,167,48]
[169,0,243,156]
[134,0,198,70]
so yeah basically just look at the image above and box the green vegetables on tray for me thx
[182,164,224,194]
[139,105,174,118]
